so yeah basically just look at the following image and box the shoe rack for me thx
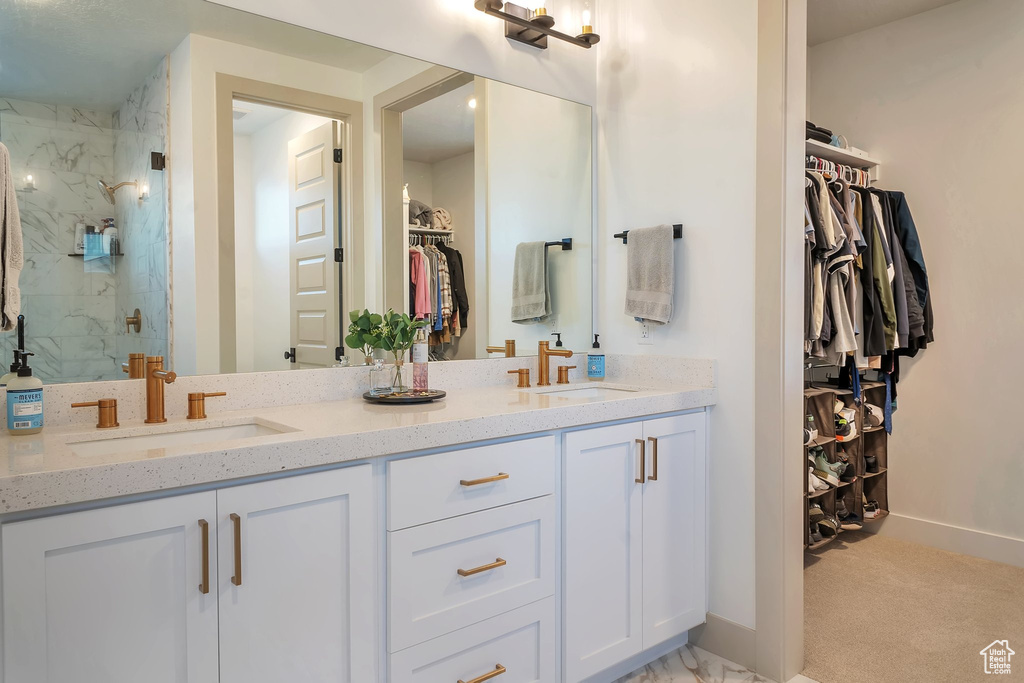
[804,380,889,551]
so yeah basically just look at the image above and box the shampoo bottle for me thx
[587,334,605,381]
[7,352,43,435]
[412,327,429,392]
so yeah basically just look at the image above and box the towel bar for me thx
[613,224,683,244]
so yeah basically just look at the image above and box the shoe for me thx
[818,515,839,537]
[840,514,863,531]
[836,496,849,519]
[808,503,825,524]
[864,500,880,519]
[864,454,879,473]
[865,403,884,427]
[809,467,829,491]
[835,404,858,441]
[809,524,823,544]
[812,448,844,487]
[804,414,818,445]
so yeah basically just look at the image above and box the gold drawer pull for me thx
[457,557,506,577]
[458,664,506,683]
[460,472,509,487]
[230,513,242,586]
[647,436,659,481]
[635,439,645,483]
[198,519,210,595]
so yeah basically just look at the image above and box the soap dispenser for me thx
[587,334,605,382]
[1,315,27,387]
[7,352,44,435]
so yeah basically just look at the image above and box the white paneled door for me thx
[217,465,375,683]
[288,121,342,369]
[2,492,219,683]
[641,413,708,648]
[563,422,645,682]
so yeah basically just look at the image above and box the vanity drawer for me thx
[389,597,557,683]
[387,436,556,531]
[388,495,555,652]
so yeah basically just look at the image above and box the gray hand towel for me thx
[511,241,551,323]
[0,143,24,331]
[624,225,674,325]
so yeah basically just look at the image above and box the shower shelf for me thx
[67,252,124,258]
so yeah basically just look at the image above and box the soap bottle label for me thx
[8,389,43,431]
[587,355,605,379]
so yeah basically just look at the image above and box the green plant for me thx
[378,309,428,391]
[345,309,384,361]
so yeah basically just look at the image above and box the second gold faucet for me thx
[537,341,573,386]
[145,356,176,423]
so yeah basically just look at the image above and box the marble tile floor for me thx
[616,645,820,683]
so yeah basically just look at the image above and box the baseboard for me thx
[688,612,757,671]
[867,512,1024,568]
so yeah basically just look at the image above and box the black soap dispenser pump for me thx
[1,315,26,387]
[587,334,605,382]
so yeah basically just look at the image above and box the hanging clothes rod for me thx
[545,238,573,250]
[613,224,683,244]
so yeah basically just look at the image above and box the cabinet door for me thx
[563,422,645,682]
[217,465,376,683]
[641,413,708,647]
[2,492,219,683]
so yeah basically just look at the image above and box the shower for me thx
[96,179,137,205]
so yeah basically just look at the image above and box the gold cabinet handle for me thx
[460,472,510,487]
[647,436,659,482]
[457,557,506,577]
[635,439,646,483]
[230,513,242,586]
[198,519,210,594]
[458,664,507,683]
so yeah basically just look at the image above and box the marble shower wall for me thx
[113,58,170,364]
[0,98,120,383]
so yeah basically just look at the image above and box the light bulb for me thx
[582,9,590,25]
[23,174,36,190]
[468,97,478,109]
[139,183,150,201]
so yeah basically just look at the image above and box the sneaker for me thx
[840,514,863,531]
[812,448,844,487]
[809,467,829,491]
[864,500,880,519]
[808,503,825,523]
[809,523,823,544]
[864,454,879,473]
[804,414,818,445]
[836,451,857,482]
[818,515,839,537]
[836,496,850,519]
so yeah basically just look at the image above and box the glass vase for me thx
[368,358,391,396]
[390,354,409,394]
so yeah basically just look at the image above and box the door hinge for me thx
[333,148,343,163]
[334,248,343,263]
[335,346,343,362]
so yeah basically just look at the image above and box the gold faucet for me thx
[145,356,177,424]
[122,352,145,378]
[486,340,517,357]
[537,341,573,386]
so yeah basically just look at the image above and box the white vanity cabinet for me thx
[1,464,375,683]
[563,413,708,682]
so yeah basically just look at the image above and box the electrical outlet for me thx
[638,321,654,345]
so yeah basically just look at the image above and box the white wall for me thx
[402,160,433,207]
[595,0,759,629]
[232,134,256,371]
[809,0,1024,551]
[485,79,593,352]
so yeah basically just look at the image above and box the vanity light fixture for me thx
[474,0,600,50]
[23,174,36,192]
[139,183,150,202]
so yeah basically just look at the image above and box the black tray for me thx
[362,390,446,404]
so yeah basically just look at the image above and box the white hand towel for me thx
[511,241,551,323]
[624,225,674,325]
[0,142,24,332]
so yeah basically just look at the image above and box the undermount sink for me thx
[69,421,293,457]
[536,385,641,400]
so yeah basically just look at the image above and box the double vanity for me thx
[0,356,715,683]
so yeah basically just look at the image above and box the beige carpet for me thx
[804,531,1024,682]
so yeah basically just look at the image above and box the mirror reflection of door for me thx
[232,101,344,371]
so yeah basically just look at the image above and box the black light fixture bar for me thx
[545,238,573,250]
[474,1,600,50]
[613,224,683,244]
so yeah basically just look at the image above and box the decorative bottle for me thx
[412,327,429,392]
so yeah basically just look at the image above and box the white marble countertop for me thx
[0,382,716,515]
